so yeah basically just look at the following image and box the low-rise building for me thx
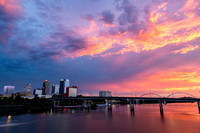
[33,88,42,95]
[33,88,52,98]
[99,90,112,97]
[62,86,78,97]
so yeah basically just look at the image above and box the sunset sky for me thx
[0,0,200,97]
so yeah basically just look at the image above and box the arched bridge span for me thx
[166,92,196,98]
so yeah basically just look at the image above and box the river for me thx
[1,103,200,133]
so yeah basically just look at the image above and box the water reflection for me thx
[160,112,165,122]
[7,115,11,123]
[107,109,112,119]
[130,110,135,117]
[1,103,200,133]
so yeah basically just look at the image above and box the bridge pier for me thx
[159,101,163,114]
[108,99,112,111]
[105,99,109,106]
[84,100,90,109]
[130,99,134,112]
[197,101,200,114]
[136,99,139,104]
[53,101,60,108]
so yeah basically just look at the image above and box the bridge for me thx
[50,92,200,114]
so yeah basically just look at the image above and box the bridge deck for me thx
[50,96,200,102]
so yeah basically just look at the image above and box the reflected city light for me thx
[72,109,75,114]
[7,115,11,123]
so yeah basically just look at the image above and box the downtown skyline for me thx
[0,0,200,96]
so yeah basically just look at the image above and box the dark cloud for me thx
[100,43,127,55]
[98,0,142,39]
[84,14,95,21]
[43,28,89,55]
[117,0,139,26]
[0,55,33,72]
[64,36,88,51]
[100,21,143,38]
[144,4,151,22]
[100,10,115,25]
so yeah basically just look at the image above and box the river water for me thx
[1,103,200,133]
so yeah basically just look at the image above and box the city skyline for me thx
[0,0,200,96]
[0,78,108,96]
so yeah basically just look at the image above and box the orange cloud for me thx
[48,0,200,59]
[80,20,99,34]
[76,0,200,57]
[164,86,200,92]
[149,2,167,23]
[0,0,5,5]
[150,71,200,83]
[172,45,199,54]
[137,16,200,51]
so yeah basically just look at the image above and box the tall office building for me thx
[42,80,50,95]
[52,85,59,95]
[59,79,70,94]
[4,86,15,96]
[23,83,32,96]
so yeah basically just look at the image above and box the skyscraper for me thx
[4,85,15,96]
[52,85,59,95]
[59,79,70,94]
[42,80,50,95]
[23,83,32,96]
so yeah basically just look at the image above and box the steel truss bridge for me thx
[50,92,200,114]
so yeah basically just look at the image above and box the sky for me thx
[0,0,200,97]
